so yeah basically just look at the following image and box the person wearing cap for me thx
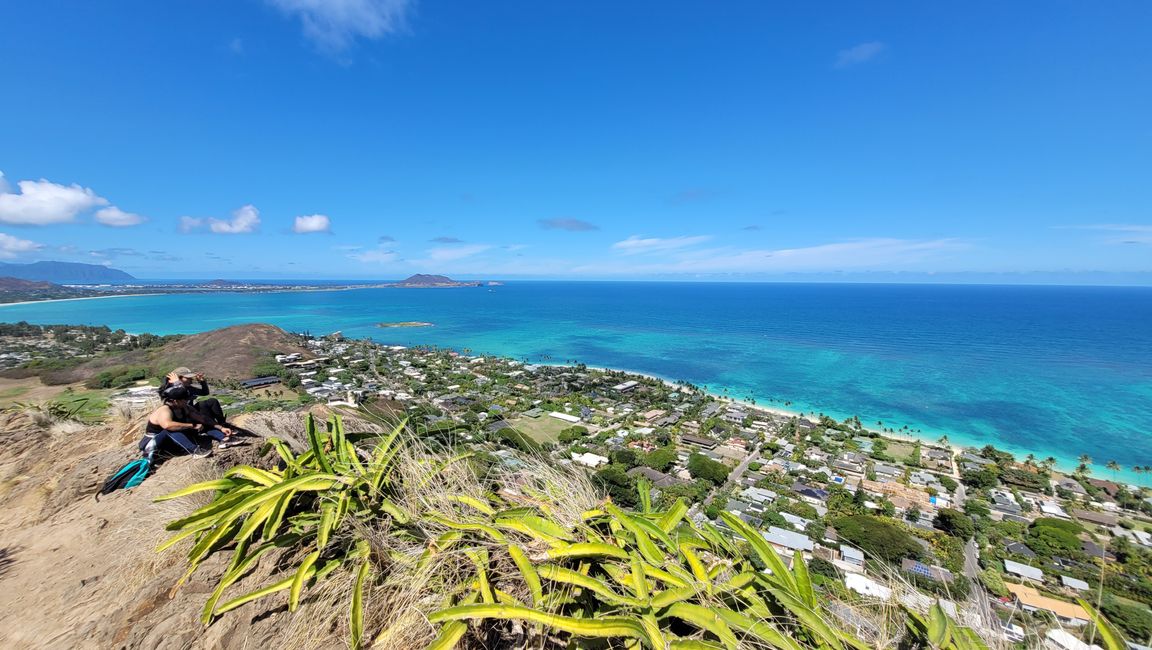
[159,366,235,440]
[139,385,213,459]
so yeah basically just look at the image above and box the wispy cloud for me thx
[742,225,761,231]
[349,246,398,263]
[430,236,463,243]
[425,243,492,262]
[578,238,964,275]
[181,204,261,234]
[612,235,712,255]
[1060,223,1152,245]
[538,218,598,232]
[94,206,146,227]
[266,0,412,52]
[835,41,887,68]
[378,235,395,242]
[0,232,43,259]
[293,214,332,233]
[89,247,142,259]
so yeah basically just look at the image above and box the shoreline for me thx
[535,361,1141,485]
[0,293,154,308]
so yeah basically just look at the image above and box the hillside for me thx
[395,274,480,287]
[12,323,311,385]
[0,276,93,303]
[0,260,136,283]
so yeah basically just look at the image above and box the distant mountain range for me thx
[0,261,136,283]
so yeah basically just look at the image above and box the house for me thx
[1060,575,1090,592]
[725,499,752,515]
[1005,583,1088,625]
[571,452,608,468]
[1072,509,1118,527]
[761,526,814,553]
[612,380,639,393]
[1005,541,1037,558]
[780,512,812,531]
[1003,559,1045,582]
[840,545,865,568]
[680,434,718,450]
[1039,501,1070,518]
[549,411,581,424]
[844,573,891,600]
[901,559,954,583]
[627,466,688,489]
[239,376,281,389]
[740,486,777,504]
[1043,629,1102,650]
[1055,477,1088,496]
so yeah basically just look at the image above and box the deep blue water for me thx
[3,282,1151,483]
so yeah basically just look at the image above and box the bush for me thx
[644,447,677,472]
[834,515,924,563]
[687,453,730,486]
[938,475,958,492]
[1101,596,1152,640]
[592,464,638,507]
[1026,519,1083,557]
[934,508,975,539]
[808,557,841,579]
[557,426,589,443]
[497,428,541,454]
[961,467,999,489]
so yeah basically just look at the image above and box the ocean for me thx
[3,282,1151,483]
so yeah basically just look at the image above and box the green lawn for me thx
[884,439,918,463]
[0,386,30,400]
[512,414,574,444]
[48,391,112,424]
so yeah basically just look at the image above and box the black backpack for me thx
[96,458,152,500]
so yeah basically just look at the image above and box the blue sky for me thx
[1,1,1150,281]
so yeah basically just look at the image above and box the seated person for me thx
[159,366,236,439]
[140,385,215,459]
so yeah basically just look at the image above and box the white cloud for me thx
[835,41,887,68]
[266,0,412,52]
[349,246,398,263]
[210,204,261,234]
[611,235,712,255]
[0,174,109,225]
[94,206,146,227]
[0,232,44,259]
[0,172,9,194]
[293,214,332,233]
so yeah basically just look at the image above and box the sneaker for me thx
[192,447,213,459]
[218,441,238,449]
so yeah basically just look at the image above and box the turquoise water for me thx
[3,282,1151,484]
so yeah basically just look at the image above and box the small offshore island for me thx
[0,321,1149,647]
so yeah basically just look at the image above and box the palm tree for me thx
[937,434,949,447]
[1044,456,1057,471]
[1106,460,1120,482]
[1079,453,1093,467]
[1025,453,1037,469]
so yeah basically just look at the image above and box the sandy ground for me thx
[0,376,73,406]
[0,404,384,649]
